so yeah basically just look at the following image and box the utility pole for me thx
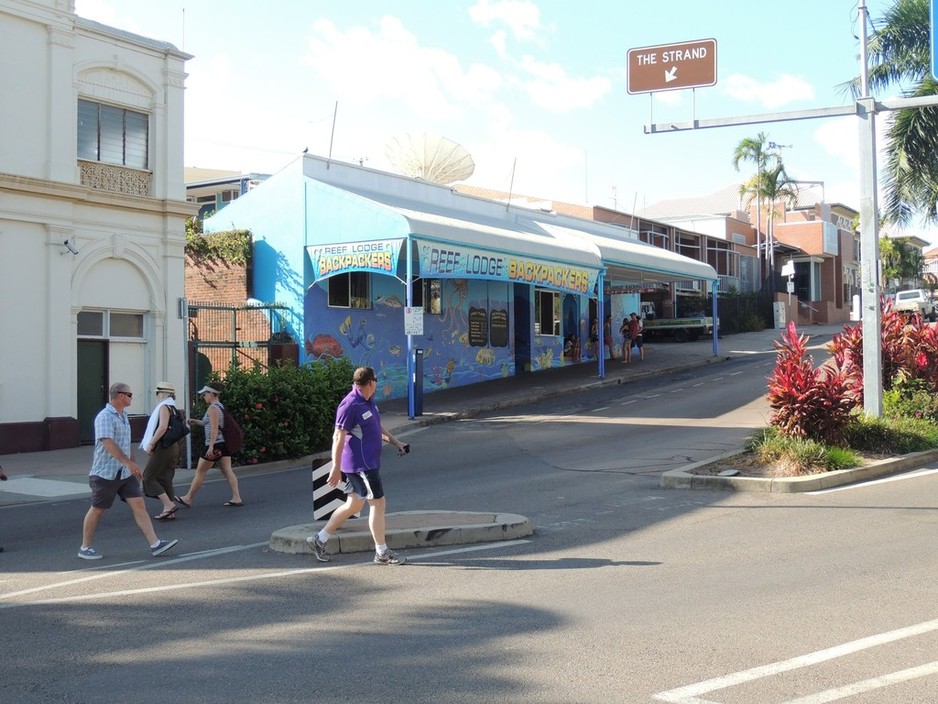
[856,0,884,416]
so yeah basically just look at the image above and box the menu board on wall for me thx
[468,307,488,347]
[489,309,509,347]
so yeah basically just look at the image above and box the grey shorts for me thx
[342,469,384,500]
[89,474,143,509]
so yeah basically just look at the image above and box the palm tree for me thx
[732,132,771,274]
[741,161,800,270]
[863,0,938,225]
[734,133,800,272]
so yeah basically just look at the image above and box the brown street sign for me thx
[627,38,717,94]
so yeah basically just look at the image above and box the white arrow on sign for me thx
[665,66,677,83]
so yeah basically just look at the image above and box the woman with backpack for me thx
[176,382,244,508]
[140,381,186,520]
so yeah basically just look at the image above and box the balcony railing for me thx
[79,160,152,197]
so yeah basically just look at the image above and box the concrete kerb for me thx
[660,448,938,493]
[269,510,533,556]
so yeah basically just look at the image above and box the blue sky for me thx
[76,0,932,240]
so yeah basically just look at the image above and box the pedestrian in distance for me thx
[78,382,178,560]
[603,315,616,361]
[619,317,632,363]
[629,312,645,361]
[140,382,183,521]
[176,382,243,508]
[307,366,410,566]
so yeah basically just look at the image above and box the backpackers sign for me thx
[307,239,403,282]
[416,240,596,295]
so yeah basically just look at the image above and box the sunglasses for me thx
[120,391,133,398]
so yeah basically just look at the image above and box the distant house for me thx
[0,1,195,452]
[185,168,269,220]
[641,184,861,326]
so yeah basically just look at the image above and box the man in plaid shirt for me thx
[78,382,178,560]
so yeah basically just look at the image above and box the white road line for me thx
[807,468,938,494]
[781,661,938,703]
[729,371,743,376]
[620,400,638,405]
[653,617,938,703]
[1,544,267,600]
[692,383,705,387]
[0,540,530,609]
[591,406,610,413]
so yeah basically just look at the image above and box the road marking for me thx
[807,468,938,494]
[653,617,938,703]
[1,544,267,600]
[781,661,938,703]
[591,406,610,412]
[620,400,638,405]
[0,540,530,609]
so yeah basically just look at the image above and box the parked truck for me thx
[641,315,717,342]
[893,289,937,322]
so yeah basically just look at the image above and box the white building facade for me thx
[0,0,194,451]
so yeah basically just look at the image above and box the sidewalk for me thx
[0,323,843,509]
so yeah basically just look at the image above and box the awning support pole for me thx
[597,270,606,379]
[711,280,719,357]
[406,237,415,419]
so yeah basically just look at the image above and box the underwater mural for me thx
[304,276,519,402]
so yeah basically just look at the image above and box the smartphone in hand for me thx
[398,443,410,456]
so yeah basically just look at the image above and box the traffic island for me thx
[660,448,938,492]
[269,510,533,555]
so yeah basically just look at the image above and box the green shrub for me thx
[191,357,355,464]
[883,378,938,423]
[746,427,861,474]
[843,413,938,455]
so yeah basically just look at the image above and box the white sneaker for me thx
[78,547,102,560]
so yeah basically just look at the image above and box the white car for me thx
[894,289,937,322]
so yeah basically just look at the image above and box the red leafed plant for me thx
[828,297,938,399]
[767,320,859,445]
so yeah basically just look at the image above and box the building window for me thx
[328,272,371,309]
[534,288,560,336]
[78,310,145,339]
[78,99,149,169]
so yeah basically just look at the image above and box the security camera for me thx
[63,238,79,255]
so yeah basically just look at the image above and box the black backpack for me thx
[158,407,190,448]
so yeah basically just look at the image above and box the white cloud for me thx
[518,55,611,112]
[468,0,542,41]
[302,17,506,122]
[722,73,815,109]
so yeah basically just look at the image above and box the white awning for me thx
[533,220,718,284]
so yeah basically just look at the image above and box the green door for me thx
[77,340,107,444]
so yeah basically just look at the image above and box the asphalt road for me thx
[3,354,938,703]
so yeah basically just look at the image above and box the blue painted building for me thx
[204,155,717,403]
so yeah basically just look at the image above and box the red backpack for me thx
[221,407,244,454]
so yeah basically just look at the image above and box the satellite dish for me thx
[385,133,475,185]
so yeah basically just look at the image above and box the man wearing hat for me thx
[140,381,185,520]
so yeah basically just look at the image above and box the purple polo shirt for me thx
[335,385,382,473]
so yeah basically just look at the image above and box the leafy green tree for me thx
[880,235,924,287]
[863,0,938,224]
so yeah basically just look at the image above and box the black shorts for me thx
[342,469,384,500]
[202,441,230,461]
